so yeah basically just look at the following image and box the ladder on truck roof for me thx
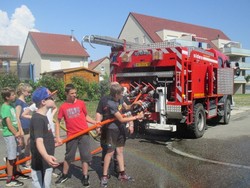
[82,35,214,57]
[82,35,180,50]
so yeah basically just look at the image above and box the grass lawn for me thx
[85,100,99,118]
[233,94,250,107]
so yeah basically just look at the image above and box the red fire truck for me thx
[83,35,234,138]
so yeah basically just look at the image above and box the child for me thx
[0,87,24,187]
[29,87,60,188]
[15,83,33,169]
[55,83,96,187]
[100,83,144,187]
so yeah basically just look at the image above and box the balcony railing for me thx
[222,47,250,57]
[234,75,246,83]
[238,62,250,70]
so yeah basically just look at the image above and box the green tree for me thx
[71,76,88,100]
[35,75,65,101]
[99,74,110,97]
[245,75,250,82]
[0,73,20,104]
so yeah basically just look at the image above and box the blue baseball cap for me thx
[32,87,57,104]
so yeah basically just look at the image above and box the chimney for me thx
[71,30,74,41]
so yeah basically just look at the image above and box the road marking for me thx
[166,143,250,170]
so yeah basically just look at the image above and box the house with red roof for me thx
[88,56,110,81]
[0,45,20,75]
[118,12,250,94]
[20,31,89,81]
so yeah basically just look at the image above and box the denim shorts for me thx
[31,167,53,188]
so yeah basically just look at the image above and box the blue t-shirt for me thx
[15,99,30,130]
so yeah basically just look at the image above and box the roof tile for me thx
[130,12,230,49]
[29,32,89,57]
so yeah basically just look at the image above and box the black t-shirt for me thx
[96,95,111,120]
[96,95,129,120]
[30,112,55,170]
[106,97,125,129]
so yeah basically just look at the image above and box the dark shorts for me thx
[105,125,126,150]
[23,128,30,135]
[65,134,92,163]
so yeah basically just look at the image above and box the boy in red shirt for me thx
[55,83,97,187]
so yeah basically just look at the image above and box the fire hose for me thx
[0,100,151,177]
[0,147,102,178]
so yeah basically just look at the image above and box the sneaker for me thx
[52,172,60,178]
[100,176,108,187]
[55,174,69,184]
[81,175,90,187]
[6,179,24,187]
[14,171,30,180]
[118,173,134,182]
[23,164,31,170]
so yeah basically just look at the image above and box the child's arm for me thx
[15,105,24,135]
[54,119,62,146]
[17,117,24,136]
[86,115,97,125]
[22,108,32,119]
[5,117,20,137]
[36,138,59,167]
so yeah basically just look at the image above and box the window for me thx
[2,61,10,72]
[142,36,146,44]
[134,37,139,44]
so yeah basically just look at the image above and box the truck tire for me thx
[189,103,206,138]
[222,98,231,124]
[213,98,231,125]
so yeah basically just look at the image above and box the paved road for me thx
[0,106,249,188]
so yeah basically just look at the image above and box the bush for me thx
[71,76,89,100]
[0,73,20,89]
[0,73,110,105]
[35,75,65,101]
[0,73,20,104]
[99,74,110,97]
[245,75,250,83]
[87,82,100,101]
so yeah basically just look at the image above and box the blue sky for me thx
[1,0,250,62]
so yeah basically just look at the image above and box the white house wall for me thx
[119,15,152,44]
[41,56,88,75]
[95,58,110,77]
[20,37,42,81]
[21,35,89,81]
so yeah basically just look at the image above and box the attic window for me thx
[142,36,146,44]
[134,37,139,44]
[101,66,105,71]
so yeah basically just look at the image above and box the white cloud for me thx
[0,5,39,53]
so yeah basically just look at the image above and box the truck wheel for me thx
[189,103,206,138]
[222,99,231,124]
[213,98,231,125]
